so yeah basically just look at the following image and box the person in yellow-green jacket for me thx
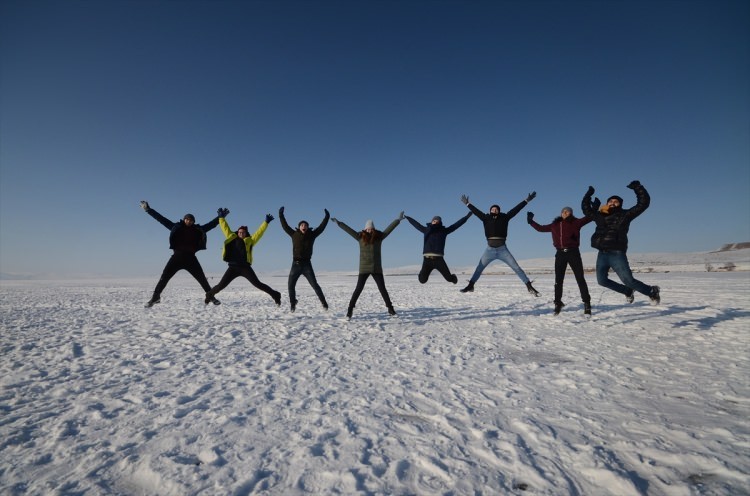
[205,208,281,306]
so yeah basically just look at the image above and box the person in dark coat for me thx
[528,206,594,315]
[140,200,222,307]
[205,209,281,306]
[581,180,660,304]
[460,193,541,296]
[405,211,472,284]
[279,206,330,312]
[332,213,404,319]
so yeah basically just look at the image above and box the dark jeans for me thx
[553,248,590,305]
[418,256,456,284]
[348,273,393,310]
[210,264,278,299]
[152,251,211,298]
[288,260,327,304]
[596,250,653,296]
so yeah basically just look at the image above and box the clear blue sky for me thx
[1,0,748,279]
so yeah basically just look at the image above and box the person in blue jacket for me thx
[405,211,472,284]
[140,200,222,307]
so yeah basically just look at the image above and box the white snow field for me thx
[1,257,749,495]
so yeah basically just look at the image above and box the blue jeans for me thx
[469,245,530,284]
[595,251,652,296]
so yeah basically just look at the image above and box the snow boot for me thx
[450,274,458,284]
[626,290,635,304]
[272,291,281,306]
[554,302,564,315]
[460,282,475,293]
[649,286,661,305]
[526,281,541,297]
[584,302,592,316]
[145,296,160,308]
[387,306,396,316]
[346,307,354,319]
[290,299,297,312]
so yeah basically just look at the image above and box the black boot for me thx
[272,291,281,306]
[145,296,160,308]
[290,299,297,312]
[554,302,564,315]
[460,281,475,293]
[346,307,354,319]
[649,286,660,305]
[387,306,396,316]
[526,281,540,297]
[584,302,591,316]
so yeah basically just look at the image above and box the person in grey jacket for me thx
[405,211,472,284]
[332,212,404,319]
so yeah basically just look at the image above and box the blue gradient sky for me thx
[1,0,748,279]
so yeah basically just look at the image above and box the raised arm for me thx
[445,211,473,234]
[332,218,360,240]
[381,212,405,239]
[405,215,427,233]
[279,206,295,236]
[140,201,175,230]
[314,209,330,235]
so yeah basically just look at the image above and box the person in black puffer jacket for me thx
[582,180,661,305]
[140,201,222,308]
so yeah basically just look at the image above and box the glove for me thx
[592,197,601,210]
[217,208,229,217]
[279,206,285,215]
[265,214,274,223]
[324,208,329,216]
[140,200,150,211]
[331,217,339,224]
[526,191,537,202]
[627,180,641,189]
[460,194,469,205]
[398,211,405,220]
[586,186,595,196]
[527,212,534,224]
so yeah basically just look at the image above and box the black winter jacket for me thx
[279,209,329,262]
[581,183,650,252]
[406,212,472,256]
[145,208,219,253]
[467,200,528,240]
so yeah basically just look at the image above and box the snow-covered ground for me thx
[1,263,749,494]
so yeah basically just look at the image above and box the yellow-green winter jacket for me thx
[219,217,268,265]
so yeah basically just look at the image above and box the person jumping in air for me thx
[204,209,281,306]
[404,211,472,284]
[528,206,594,315]
[460,192,541,296]
[140,201,222,308]
[279,206,330,312]
[581,180,660,305]
[332,212,404,319]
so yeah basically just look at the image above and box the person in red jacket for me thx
[528,206,595,316]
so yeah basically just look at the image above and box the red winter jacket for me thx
[530,216,592,250]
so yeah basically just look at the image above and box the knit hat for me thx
[298,220,309,228]
[183,214,195,222]
[364,220,375,229]
[490,204,501,213]
[237,225,249,233]
[432,216,442,224]
[561,206,573,214]
[606,195,624,204]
